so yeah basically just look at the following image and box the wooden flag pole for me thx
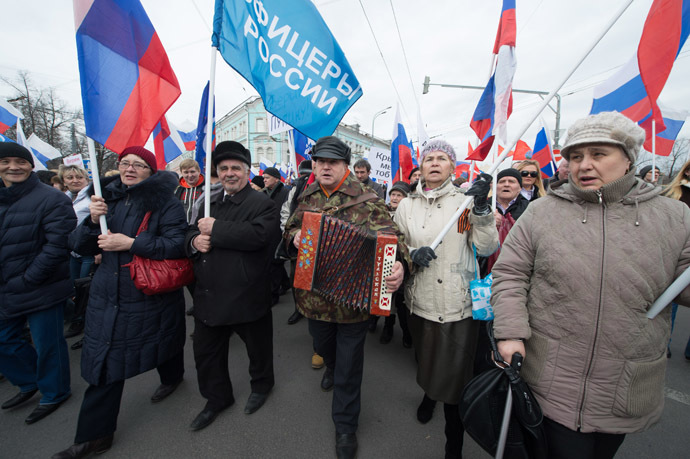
[204,47,218,219]
[87,138,108,235]
[429,0,634,251]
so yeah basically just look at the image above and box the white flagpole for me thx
[651,119,657,182]
[491,142,498,212]
[204,48,218,218]
[429,0,634,251]
[87,138,108,235]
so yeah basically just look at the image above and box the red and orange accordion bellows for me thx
[294,212,397,316]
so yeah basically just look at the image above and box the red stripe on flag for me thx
[637,0,682,131]
[105,32,180,153]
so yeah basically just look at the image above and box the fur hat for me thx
[561,111,645,164]
[119,146,157,172]
[0,142,34,167]
[497,168,522,187]
[213,141,251,167]
[420,139,456,165]
[263,167,281,179]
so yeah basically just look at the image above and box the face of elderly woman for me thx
[118,154,152,186]
[421,151,453,189]
[568,143,630,190]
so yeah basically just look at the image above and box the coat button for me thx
[439,317,444,322]
[437,279,442,284]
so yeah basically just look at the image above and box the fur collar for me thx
[88,171,178,214]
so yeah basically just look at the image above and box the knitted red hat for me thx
[119,146,157,173]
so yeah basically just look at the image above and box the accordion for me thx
[294,212,398,316]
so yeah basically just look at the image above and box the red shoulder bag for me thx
[123,212,194,295]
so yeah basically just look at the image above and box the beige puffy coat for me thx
[394,179,499,323]
[492,172,690,434]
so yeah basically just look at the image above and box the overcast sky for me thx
[1,0,688,160]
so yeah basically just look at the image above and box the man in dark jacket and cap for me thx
[185,141,280,431]
[0,143,76,424]
[284,136,408,459]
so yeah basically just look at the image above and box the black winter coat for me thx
[69,172,188,386]
[496,194,530,220]
[186,183,279,326]
[0,173,76,319]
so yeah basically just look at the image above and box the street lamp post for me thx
[371,106,392,148]
[423,76,563,148]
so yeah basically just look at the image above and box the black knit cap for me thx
[263,167,281,179]
[390,181,410,196]
[0,142,34,167]
[251,175,265,188]
[311,136,351,164]
[298,160,312,176]
[408,167,419,181]
[213,141,251,167]
[497,168,522,187]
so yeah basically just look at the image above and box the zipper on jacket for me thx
[578,191,604,430]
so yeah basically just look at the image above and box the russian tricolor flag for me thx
[259,157,272,174]
[73,0,181,154]
[0,98,23,134]
[469,0,516,161]
[390,107,415,183]
[531,124,557,178]
[591,0,689,142]
[178,129,196,151]
[644,105,688,156]
[152,116,187,168]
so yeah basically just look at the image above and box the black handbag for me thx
[459,322,547,459]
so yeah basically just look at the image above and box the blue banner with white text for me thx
[212,0,362,141]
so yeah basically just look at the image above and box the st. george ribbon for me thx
[429,0,635,252]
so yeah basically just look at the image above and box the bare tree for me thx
[635,137,690,180]
[1,71,83,155]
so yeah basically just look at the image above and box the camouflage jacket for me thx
[284,172,410,323]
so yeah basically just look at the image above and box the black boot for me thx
[443,403,464,459]
[380,315,395,344]
[367,315,379,333]
[416,393,436,424]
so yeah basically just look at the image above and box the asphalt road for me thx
[1,292,689,459]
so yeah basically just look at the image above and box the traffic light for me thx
[423,76,430,94]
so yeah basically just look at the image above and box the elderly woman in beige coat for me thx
[394,139,499,459]
[492,111,690,459]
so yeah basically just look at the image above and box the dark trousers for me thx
[193,311,274,411]
[0,302,71,404]
[74,351,184,443]
[543,417,626,459]
[308,319,368,434]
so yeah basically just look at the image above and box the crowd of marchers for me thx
[1,111,690,459]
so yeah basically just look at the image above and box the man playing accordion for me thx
[284,136,409,459]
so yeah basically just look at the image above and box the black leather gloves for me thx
[410,246,437,268]
[466,173,493,215]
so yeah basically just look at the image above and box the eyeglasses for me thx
[520,171,539,178]
[118,161,149,171]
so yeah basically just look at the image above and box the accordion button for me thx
[437,279,442,284]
